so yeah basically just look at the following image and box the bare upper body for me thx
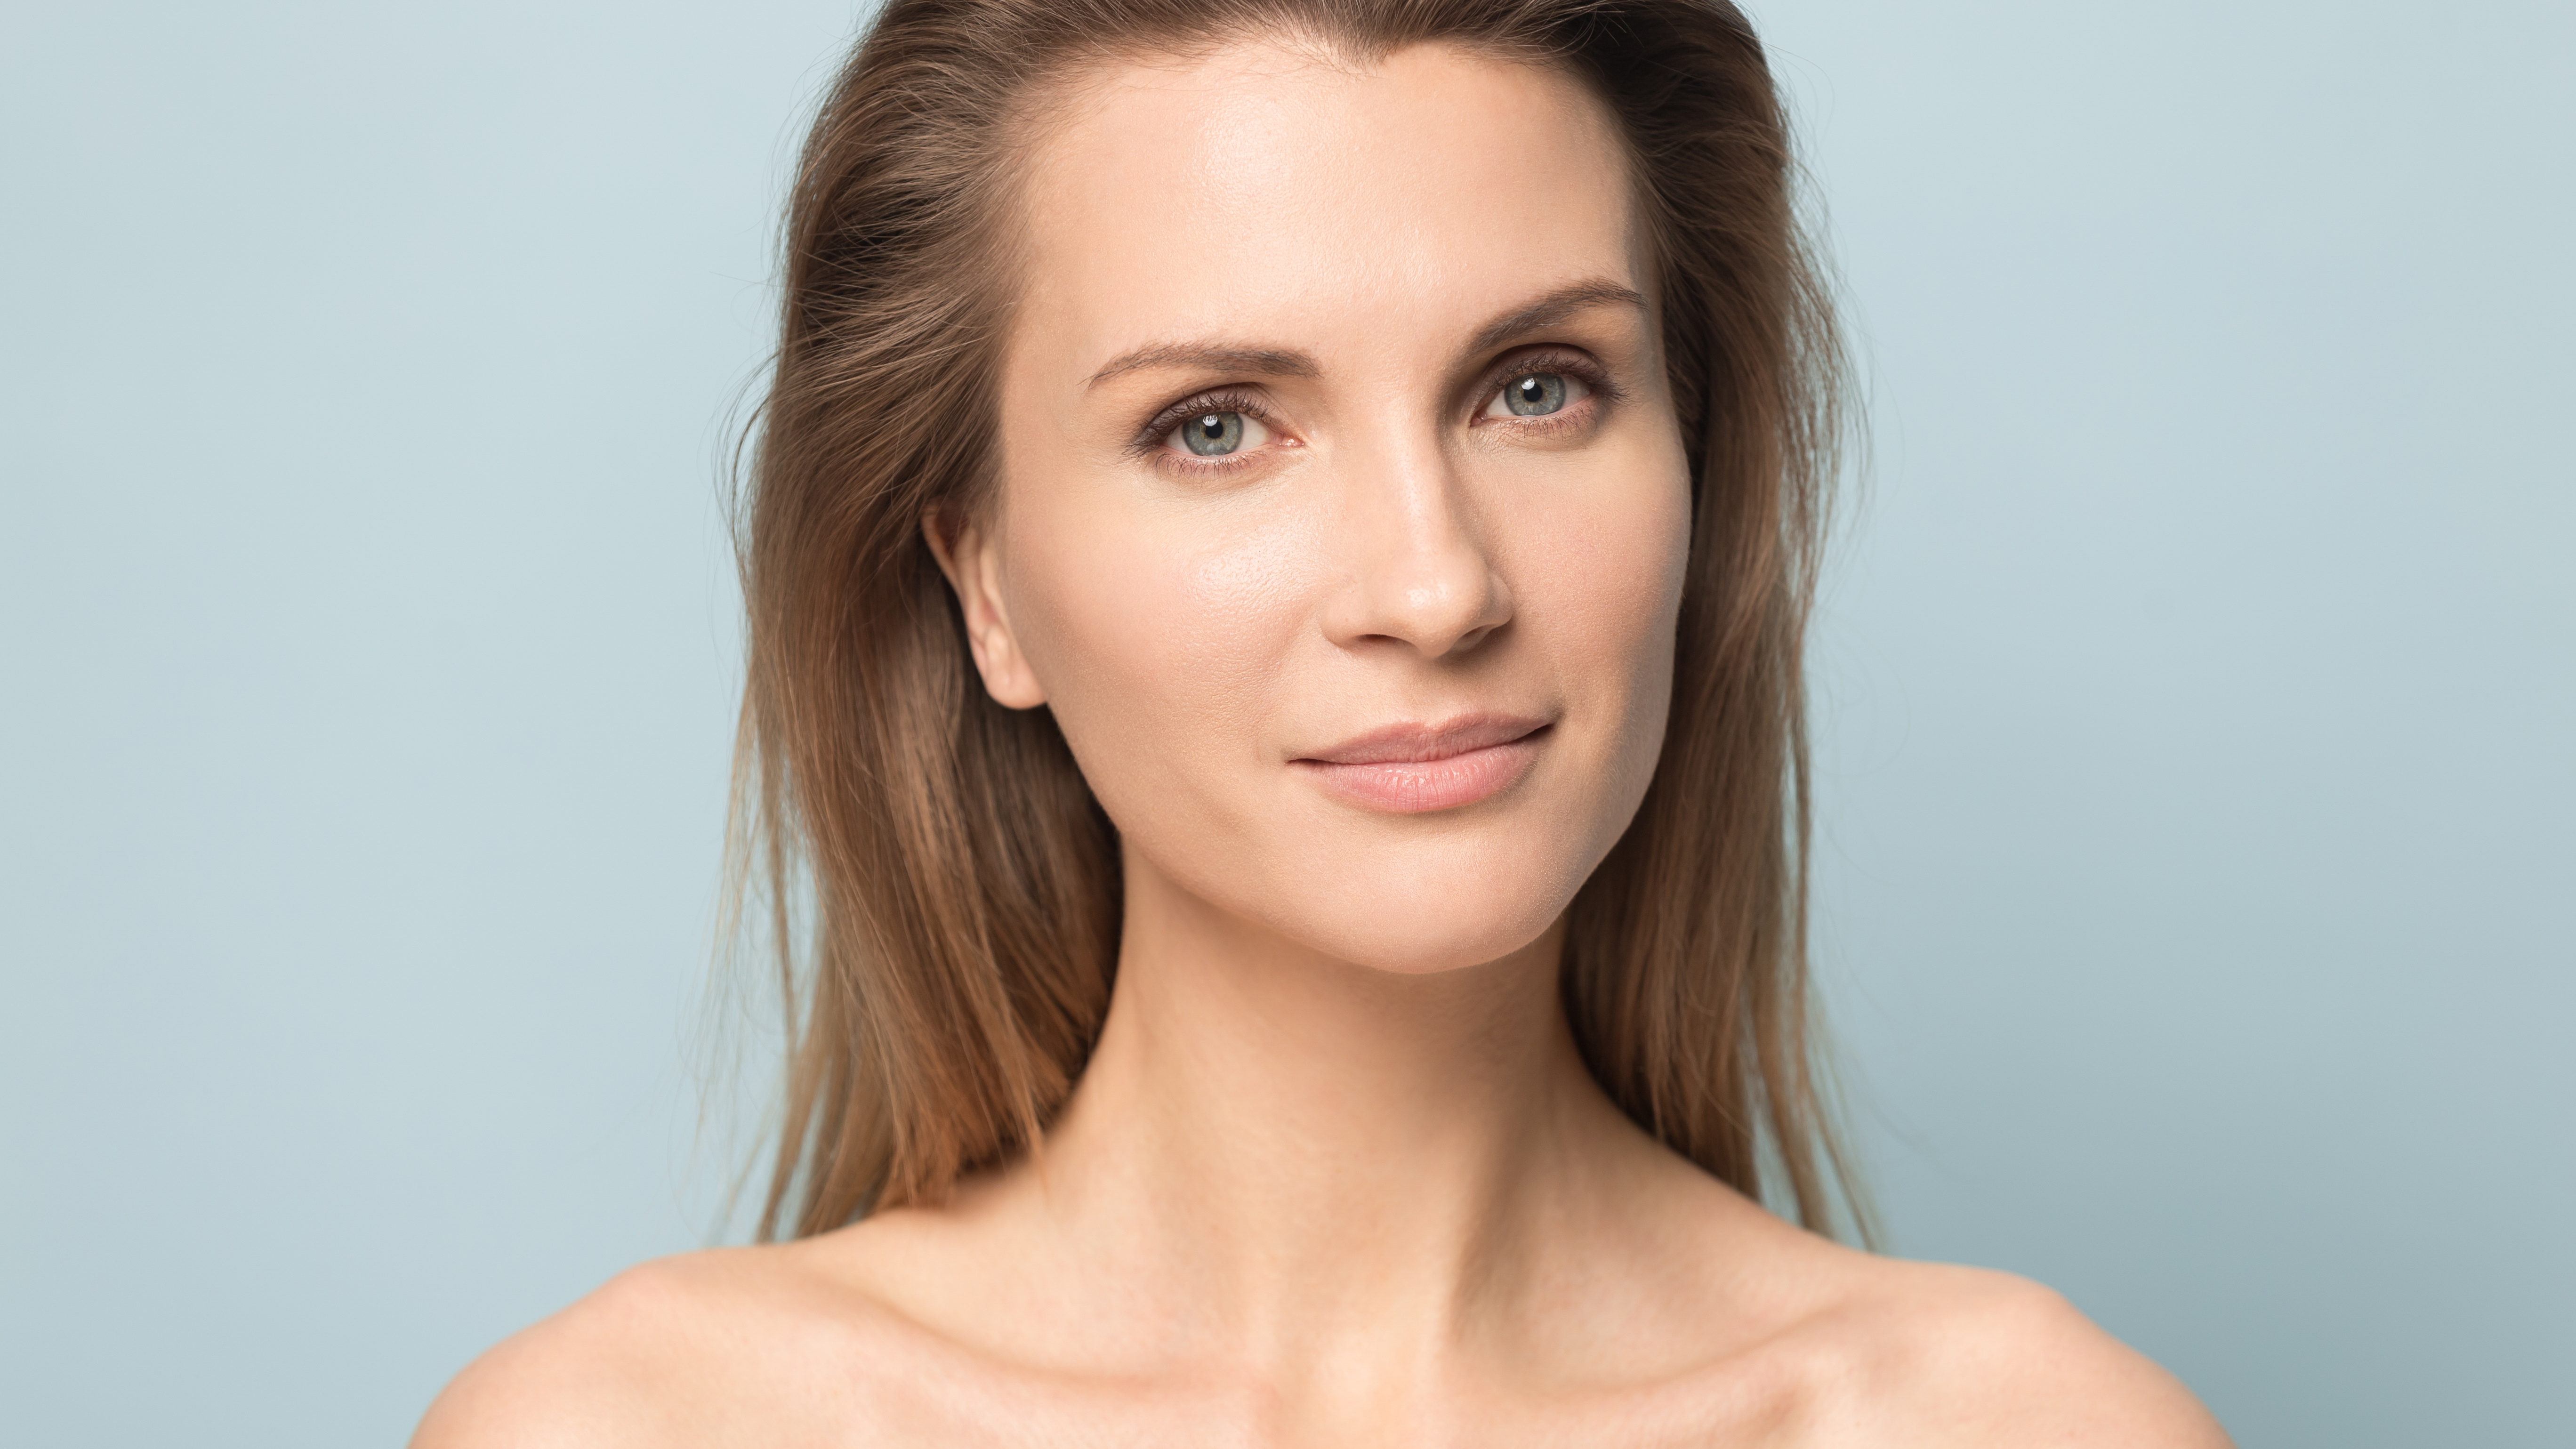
[417,1037,2224,1449]
[418,23,2230,1448]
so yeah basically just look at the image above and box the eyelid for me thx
[1128,388,1290,481]
[1128,386,1280,457]
[1123,348,1620,460]
[1471,347,1621,419]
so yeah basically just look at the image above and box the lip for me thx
[1290,714,1552,814]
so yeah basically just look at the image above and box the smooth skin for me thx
[416,38,2232,1448]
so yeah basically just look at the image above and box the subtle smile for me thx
[1289,714,1552,813]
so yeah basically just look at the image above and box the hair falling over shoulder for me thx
[727,0,1867,1244]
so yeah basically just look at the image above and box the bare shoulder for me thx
[1781,1241,2235,1448]
[407,1242,902,1449]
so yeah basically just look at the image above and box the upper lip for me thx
[1294,714,1552,766]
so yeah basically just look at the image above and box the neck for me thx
[1025,843,1627,1374]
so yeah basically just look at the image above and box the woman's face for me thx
[951,38,1691,974]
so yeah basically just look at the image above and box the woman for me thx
[419,0,2231,1441]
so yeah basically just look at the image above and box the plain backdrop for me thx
[3,2,2568,1444]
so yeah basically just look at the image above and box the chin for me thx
[1246,825,1597,976]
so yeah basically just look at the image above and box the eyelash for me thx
[1473,350,1621,433]
[1128,350,1621,476]
[1128,388,1280,478]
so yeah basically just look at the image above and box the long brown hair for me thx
[732,0,1860,1241]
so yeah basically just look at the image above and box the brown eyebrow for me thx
[1081,278,1645,392]
[1465,278,1647,356]
[1086,344,1320,390]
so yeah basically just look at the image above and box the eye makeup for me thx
[1130,388,1272,450]
[1120,342,1629,480]
[1126,388,1285,477]
[1466,347,1624,433]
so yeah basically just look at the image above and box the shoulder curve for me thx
[1857,1262,2235,1449]
[407,1249,799,1449]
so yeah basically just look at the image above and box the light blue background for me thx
[3,2,2568,1444]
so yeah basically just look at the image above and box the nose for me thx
[1318,438,1513,660]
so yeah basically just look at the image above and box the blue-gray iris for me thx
[1505,374,1567,416]
[1183,412,1244,456]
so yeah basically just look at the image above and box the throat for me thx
[1017,845,1611,1370]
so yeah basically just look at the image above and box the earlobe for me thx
[921,507,1048,710]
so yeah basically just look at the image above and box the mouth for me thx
[1289,714,1553,814]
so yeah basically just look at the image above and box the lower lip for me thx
[1292,735,1544,814]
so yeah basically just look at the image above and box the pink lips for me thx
[1290,714,1551,814]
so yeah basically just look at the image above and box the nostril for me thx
[1316,468,1513,657]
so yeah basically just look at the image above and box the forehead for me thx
[1011,38,1638,378]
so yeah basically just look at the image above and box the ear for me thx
[923,505,1048,709]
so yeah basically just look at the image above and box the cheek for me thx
[1538,490,1690,929]
[1526,451,1692,707]
[1002,499,1313,801]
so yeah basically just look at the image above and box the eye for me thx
[1164,409,1271,459]
[1486,371,1585,419]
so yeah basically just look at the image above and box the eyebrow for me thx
[1081,278,1647,392]
[1464,278,1647,356]
[1086,344,1319,390]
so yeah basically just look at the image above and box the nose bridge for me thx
[1326,419,1509,658]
